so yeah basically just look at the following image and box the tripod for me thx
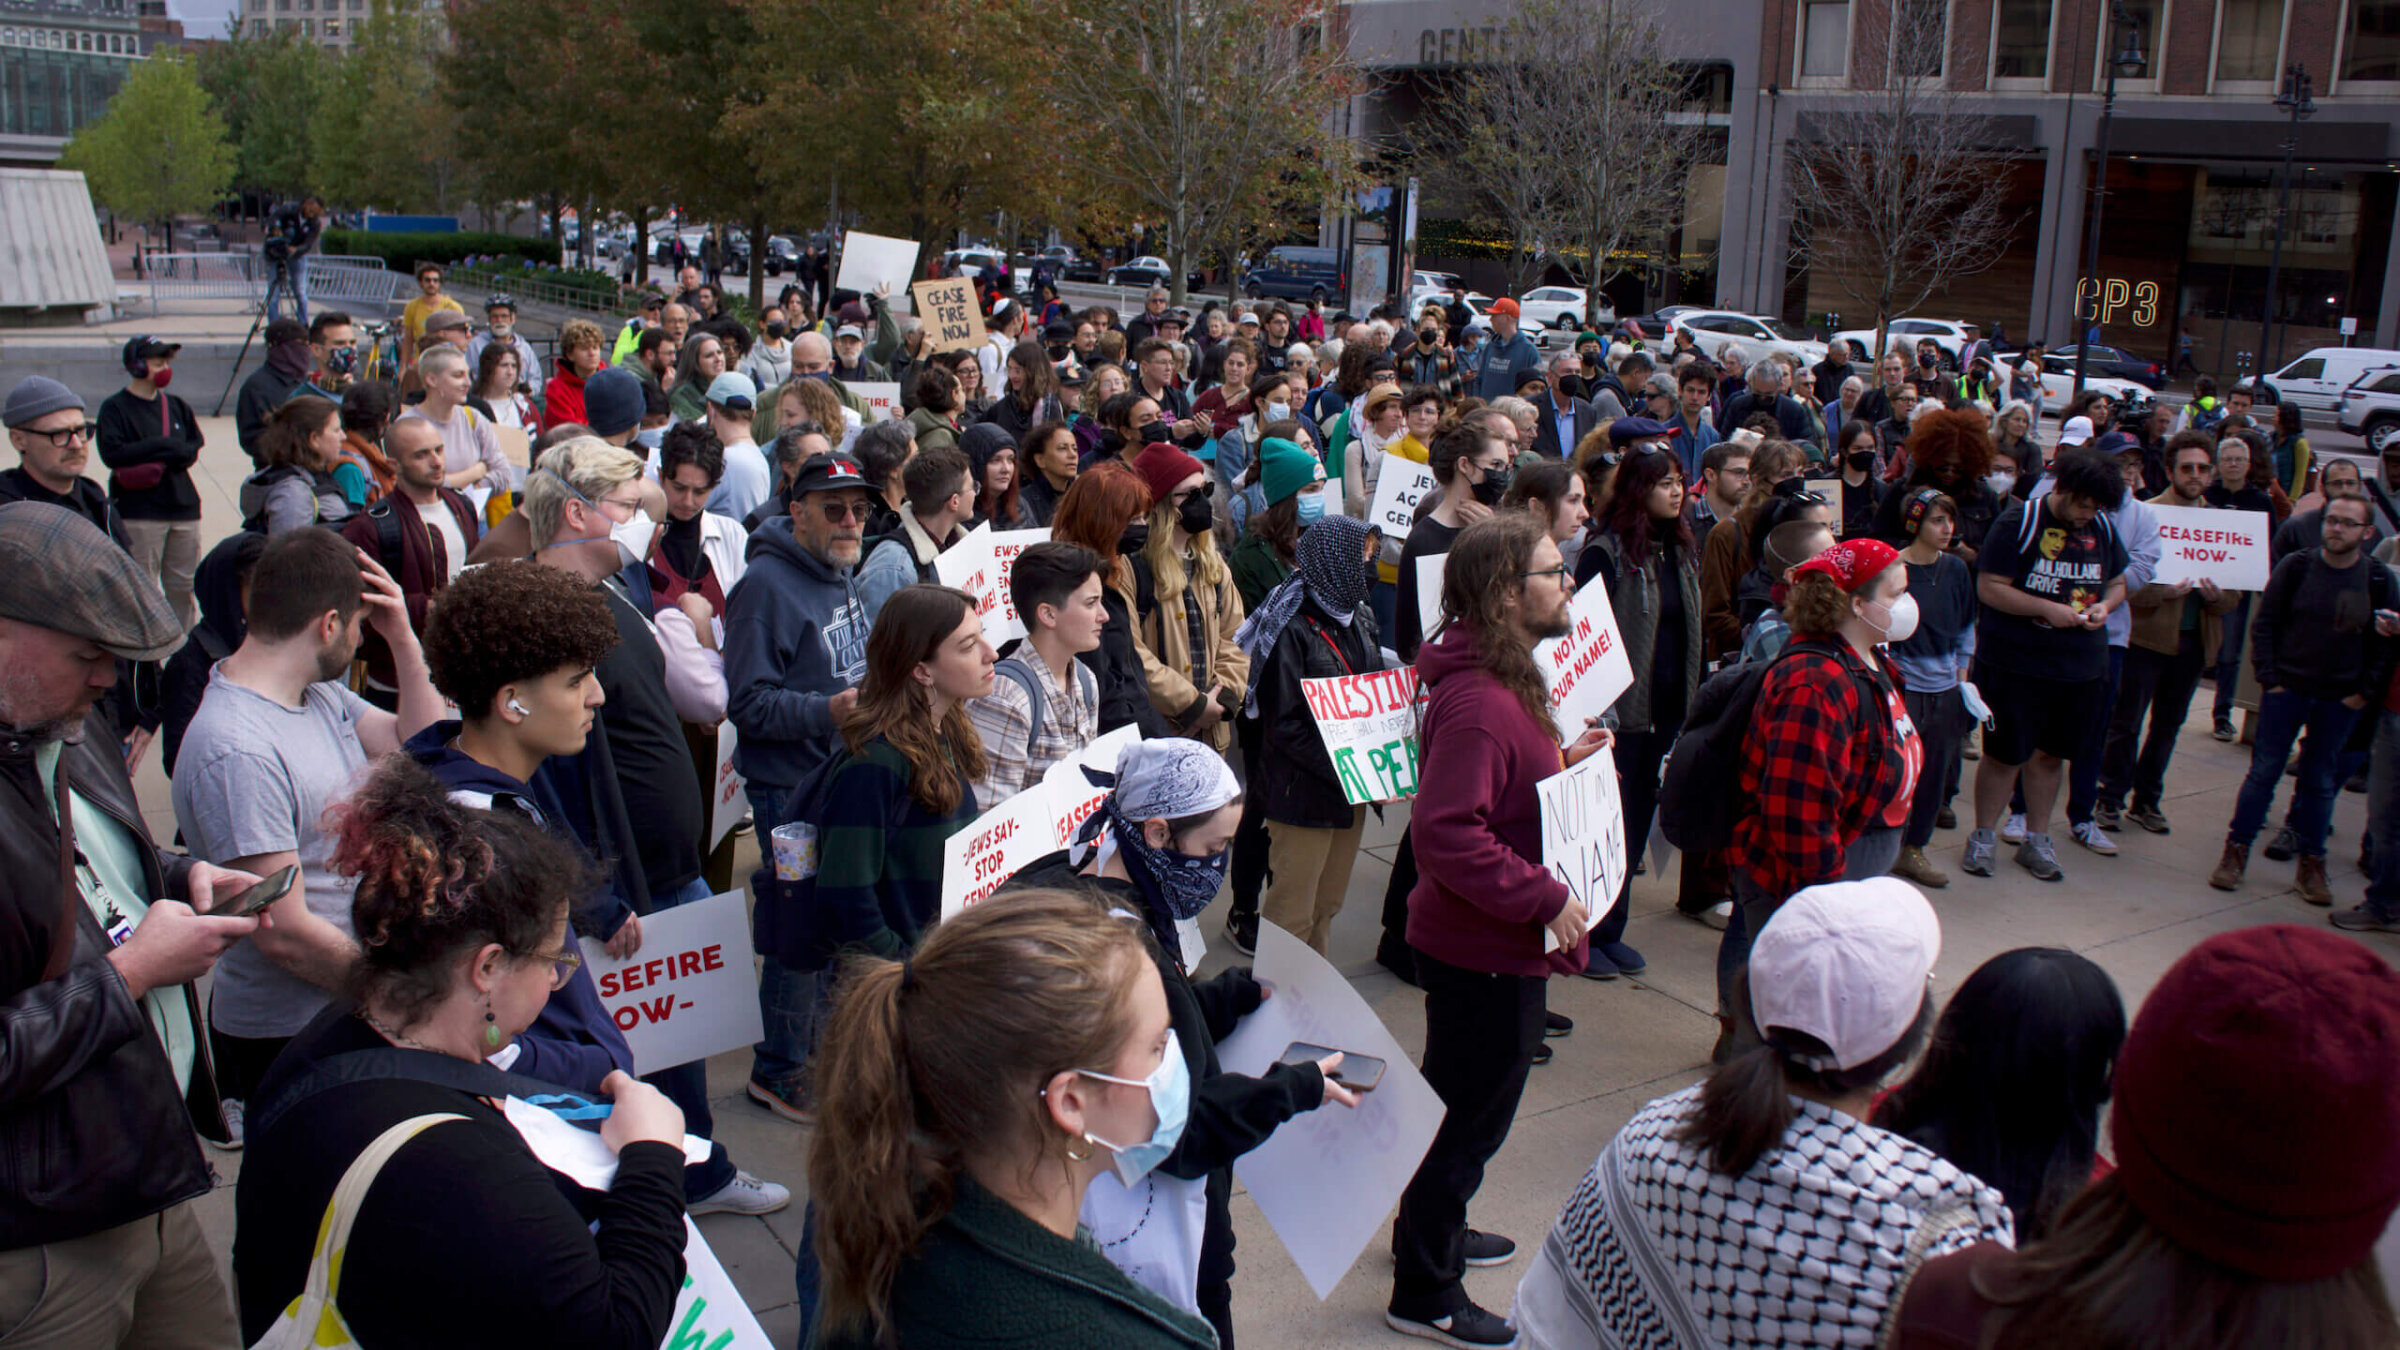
[213,257,302,416]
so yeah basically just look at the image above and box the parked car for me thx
[1669,309,1829,368]
[1239,245,1347,307]
[2336,365,2400,451]
[2266,347,2400,423]
[943,248,1015,292]
[2048,343,2165,389]
[1061,251,1106,283]
[1108,255,1174,288]
[761,236,799,276]
[2033,357,2151,416]
[1515,285,1615,333]
[1834,317,1982,364]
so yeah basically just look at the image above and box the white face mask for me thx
[1985,469,2017,496]
[1265,402,1292,422]
[610,512,658,569]
[1865,591,1920,643]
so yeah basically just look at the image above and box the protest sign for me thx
[933,522,1023,644]
[985,527,1051,642]
[1366,454,1439,542]
[707,722,744,851]
[850,381,902,424]
[1040,723,1141,850]
[911,277,988,353]
[1414,552,1446,648]
[2150,505,2271,590]
[1217,921,1447,1300]
[1533,582,1634,745]
[1537,747,1628,952]
[940,784,1057,917]
[1302,667,1422,804]
[1808,478,1844,532]
[833,231,919,297]
[578,891,765,1072]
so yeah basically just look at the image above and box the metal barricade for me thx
[139,252,261,307]
[300,256,401,319]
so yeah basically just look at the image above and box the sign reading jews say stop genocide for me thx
[578,890,765,1073]
[1533,582,1634,747]
[1302,666,1424,805]
[2149,505,2271,591]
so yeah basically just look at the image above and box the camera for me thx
[262,199,317,266]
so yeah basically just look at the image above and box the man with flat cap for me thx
[0,501,266,1345]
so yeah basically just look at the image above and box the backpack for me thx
[992,654,1097,757]
[1656,638,1850,854]
[746,745,858,970]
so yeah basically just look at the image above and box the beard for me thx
[315,635,359,684]
[1529,603,1573,641]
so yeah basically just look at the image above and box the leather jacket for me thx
[0,714,221,1248]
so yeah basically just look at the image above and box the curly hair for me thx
[1903,406,1996,487]
[423,560,621,720]
[1783,569,1859,638]
[557,318,605,361]
[660,420,726,489]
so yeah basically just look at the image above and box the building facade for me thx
[0,0,148,160]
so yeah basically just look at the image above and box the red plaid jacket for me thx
[1730,642,1912,899]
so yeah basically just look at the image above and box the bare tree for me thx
[1783,0,2015,356]
[1421,0,1699,326]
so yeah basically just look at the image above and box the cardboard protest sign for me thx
[2150,505,2271,590]
[1366,454,1439,542]
[850,381,902,424]
[495,423,531,471]
[939,784,1056,917]
[1537,747,1628,952]
[707,721,744,851]
[833,231,919,297]
[1533,582,1634,746]
[578,891,765,1072]
[1301,666,1422,804]
[1217,921,1447,1299]
[911,277,988,353]
[1414,552,1446,649]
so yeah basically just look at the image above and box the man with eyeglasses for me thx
[722,451,872,1121]
[3,377,128,550]
[174,527,445,1146]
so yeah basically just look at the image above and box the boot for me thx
[2209,840,2249,892]
[1890,845,1950,888]
[2297,854,2334,907]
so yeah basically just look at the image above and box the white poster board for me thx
[1366,453,1439,542]
[940,781,1058,917]
[1807,477,1844,532]
[850,381,902,424]
[1039,723,1142,851]
[932,522,1012,644]
[986,527,1052,641]
[1300,667,1422,804]
[579,891,766,1073]
[1413,553,1446,648]
[707,721,744,851]
[1216,921,1447,1300]
[1532,582,1635,746]
[1537,747,1627,952]
[832,230,920,297]
[2150,505,2272,591]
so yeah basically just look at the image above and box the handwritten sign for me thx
[1301,666,1422,804]
[850,380,902,424]
[2150,505,2270,590]
[833,230,920,297]
[939,783,1057,917]
[934,523,1046,645]
[988,527,1051,639]
[1537,747,1627,952]
[1807,477,1844,532]
[1039,723,1141,851]
[707,721,744,851]
[1216,921,1447,1300]
[911,277,988,354]
[1367,453,1440,541]
[578,890,764,1072]
[1532,582,1634,746]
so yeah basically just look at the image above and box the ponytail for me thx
[808,958,928,1349]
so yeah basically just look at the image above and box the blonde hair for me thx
[523,437,644,547]
[557,318,605,360]
[1144,486,1228,601]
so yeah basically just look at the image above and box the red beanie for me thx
[2110,925,2400,1281]
[1132,442,1207,513]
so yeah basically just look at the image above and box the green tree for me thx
[314,0,457,212]
[59,50,236,249]
[194,27,328,202]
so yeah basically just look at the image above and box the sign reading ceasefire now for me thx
[579,891,764,1072]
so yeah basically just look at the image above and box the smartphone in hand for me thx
[1278,1041,1386,1092]
[214,864,299,918]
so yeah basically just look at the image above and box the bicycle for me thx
[356,320,402,385]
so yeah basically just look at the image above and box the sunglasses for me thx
[815,498,869,522]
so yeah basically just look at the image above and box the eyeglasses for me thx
[21,422,96,449]
[1518,565,1572,582]
[596,493,644,515]
[816,498,869,522]
[546,947,584,991]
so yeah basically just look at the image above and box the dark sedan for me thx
[2050,344,2166,389]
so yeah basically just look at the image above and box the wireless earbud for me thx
[507,698,531,718]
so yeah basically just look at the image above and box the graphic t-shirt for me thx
[1974,495,2128,682]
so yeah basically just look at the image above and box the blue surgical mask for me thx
[634,426,665,450]
[1296,487,1326,525]
[1076,1029,1191,1188]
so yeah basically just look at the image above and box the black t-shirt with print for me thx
[1974,495,2129,682]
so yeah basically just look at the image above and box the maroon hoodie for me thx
[1405,621,1588,978]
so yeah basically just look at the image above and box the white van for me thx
[2263,347,2400,423]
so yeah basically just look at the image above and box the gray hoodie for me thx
[722,515,869,795]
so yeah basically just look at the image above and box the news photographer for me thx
[261,196,326,325]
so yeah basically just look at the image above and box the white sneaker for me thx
[2071,820,2118,856]
[1999,813,2028,844]
[1703,900,1732,930]
[210,1098,245,1151]
[689,1169,792,1216]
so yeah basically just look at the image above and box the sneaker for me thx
[2092,802,2124,832]
[1385,1301,1518,1348]
[1960,736,1980,762]
[1702,899,1733,930]
[746,1076,815,1125]
[1962,829,1997,877]
[2213,716,2237,742]
[2128,804,2171,834]
[1544,1011,1573,1039]
[1530,1042,1553,1066]
[1999,813,2028,844]
[2264,826,2300,862]
[2015,833,2065,882]
[211,1098,245,1152]
[690,1169,792,1216]
[1596,940,1646,977]
[2071,821,2119,856]
[1578,949,1619,981]
[2332,905,2400,933]
[2297,854,2334,907]
[2209,841,2249,891]
[733,809,754,837]
[1935,805,1957,830]
[1462,1229,1519,1267]
[1890,845,1950,888]
[1224,910,1259,957]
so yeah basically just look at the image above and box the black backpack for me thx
[1657,638,1848,854]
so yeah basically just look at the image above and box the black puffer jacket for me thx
[1253,595,1382,828]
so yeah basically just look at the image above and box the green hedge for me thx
[321,229,562,270]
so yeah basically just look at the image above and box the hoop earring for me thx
[1063,1137,1093,1164]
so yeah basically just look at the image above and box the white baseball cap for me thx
[2059,415,2096,446]
[1747,878,1940,1071]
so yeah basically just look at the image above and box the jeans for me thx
[1718,826,1901,1015]
[1592,725,1673,958]
[2065,646,2125,826]
[1229,712,1269,924]
[2213,595,2254,722]
[2227,689,2363,858]
[643,873,737,1200]
[2100,633,2207,811]
[1901,686,1968,849]
[1370,580,1399,652]
[2365,710,2400,920]
[747,784,825,1093]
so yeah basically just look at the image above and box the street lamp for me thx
[2253,63,2315,385]
[2071,0,2147,401]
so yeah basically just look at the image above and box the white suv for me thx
[1670,310,1828,368]
[2335,366,2400,452]
[1832,317,1981,364]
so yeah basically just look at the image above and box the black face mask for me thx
[1471,464,1513,506]
[765,322,789,339]
[1846,450,1877,472]
[1177,492,1214,536]
[1139,420,1173,446]
[1118,521,1150,556]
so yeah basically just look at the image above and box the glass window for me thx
[2280,356,2326,379]
[2218,0,2283,81]
[1802,0,1849,76]
[1894,0,1945,76]
[2346,0,2400,79]
[2370,373,2400,393]
[1994,0,2052,77]
[323,16,337,35]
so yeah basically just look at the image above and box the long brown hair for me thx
[1051,461,1153,589]
[1435,513,1558,738]
[839,585,989,817]
[1972,1173,2398,1350]
[810,889,1149,1347]
[262,394,340,472]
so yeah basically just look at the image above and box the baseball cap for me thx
[422,309,469,335]
[1747,877,1940,1072]
[640,293,665,312]
[120,336,181,380]
[1,376,82,429]
[834,324,864,341]
[0,503,182,661]
[1055,358,1088,387]
[706,371,758,410]
[791,452,869,495]
[1042,320,1075,344]
[2059,415,2095,446]
[1235,312,1259,326]
[1487,298,1520,318]
[837,301,871,326]
[1606,416,1680,445]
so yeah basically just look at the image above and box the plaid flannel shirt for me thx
[965,654,1096,813]
[1731,644,1910,900]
